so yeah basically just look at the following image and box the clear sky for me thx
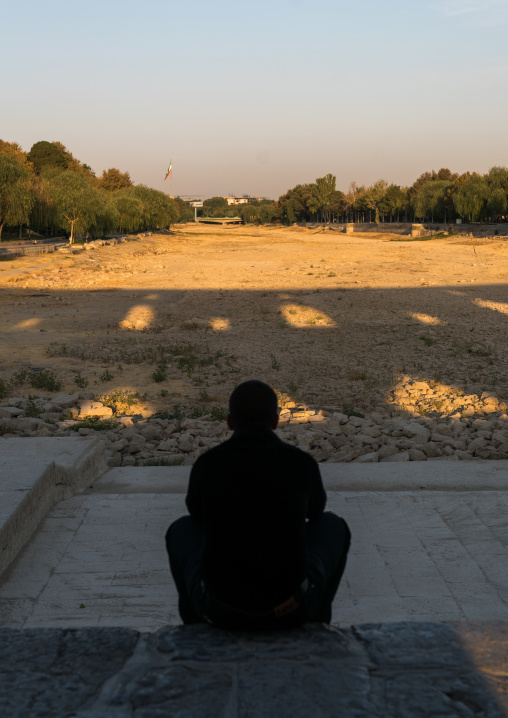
[2,0,507,198]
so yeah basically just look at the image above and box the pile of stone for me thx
[1,389,508,466]
[81,236,131,251]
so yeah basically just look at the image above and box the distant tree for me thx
[487,187,507,218]
[308,174,336,222]
[258,202,276,224]
[109,192,143,233]
[203,196,228,217]
[452,175,489,222]
[130,185,178,229]
[173,197,195,222]
[487,166,508,192]
[0,140,32,168]
[409,169,458,202]
[28,141,68,174]
[98,168,133,192]
[277,184,314,224]
[412,180,454,222]
[0,153,34,239]
[360,179,387,222]
[486,167,508,219]
[380,184,408,221]
[241,204,259,223]
[342,181,359,221]
[42,169,101,243]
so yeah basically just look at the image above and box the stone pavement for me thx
[1,440,508,716]
[0,622,507,717]
[0,460,508,630]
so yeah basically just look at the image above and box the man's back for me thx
[186,428,326,611]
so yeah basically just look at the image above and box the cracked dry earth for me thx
[1,224,508,445]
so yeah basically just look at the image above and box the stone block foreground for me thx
[0,622,507,717]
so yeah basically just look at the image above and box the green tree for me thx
[42,169,101,242]
[452,174,490,222]
[381,184,408,221]
[486,167,508,219]
[173,197,195,222]
[360,179,387,222]
[241,204,259,223]
[203,196,228,217]
[276,184,314,224]
[130,185,178,229]
[109,192,143,233]
[0,153,34,239]
[258,202,276,224]
[412,180,454,221]
[308,174,336,222]
[98,168,133,192]
[487,187,507,218]
[28,141,68,174]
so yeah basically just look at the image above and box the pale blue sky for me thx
[2,0,507,198]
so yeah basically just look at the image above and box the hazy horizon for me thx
[2,0,508,199]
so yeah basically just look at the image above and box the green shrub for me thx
[69,416,118,431]
[11,368,62,392]
[74,371,89,388]
[152,363,167,383]
[22,395,44,418]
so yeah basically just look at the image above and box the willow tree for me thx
[42,169,101,242]
[0,153,34,239]
[452,175,489,222]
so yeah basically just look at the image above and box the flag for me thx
[164,161,172,180]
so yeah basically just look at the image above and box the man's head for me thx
[227,380,279,431]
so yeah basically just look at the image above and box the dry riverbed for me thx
[1,224,508,465]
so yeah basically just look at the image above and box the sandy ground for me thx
[1,224,508,417]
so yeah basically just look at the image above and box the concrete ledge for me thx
[96,460,508,494]
[0,621,506,716]
[0,437,107,578]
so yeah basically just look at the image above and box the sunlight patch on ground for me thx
[118,305,156,331]
[209,317,231,331]
[409,313,446,326]
[14,318,43,329]
[281,303,336,328]
[386,376,503,419]
[474,298,508,315]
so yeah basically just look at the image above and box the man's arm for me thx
[185,462,203,521]
[307,457,327,520]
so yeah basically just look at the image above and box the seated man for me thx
[166,380,351,630]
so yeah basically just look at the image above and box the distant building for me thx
[225,195,263,205]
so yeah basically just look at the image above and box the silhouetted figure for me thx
[166,380,350,630]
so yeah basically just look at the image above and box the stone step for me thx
[0,437,106,578]
[0,622,506,717]
[96,459,508,494]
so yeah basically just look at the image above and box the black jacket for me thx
[186,427,326,611]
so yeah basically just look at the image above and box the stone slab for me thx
[0,622,506,717]
[0,437,107,578]
[98,460,508,494]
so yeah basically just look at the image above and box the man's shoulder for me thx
[193,432,318,467]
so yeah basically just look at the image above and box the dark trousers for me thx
[165,512,351,629]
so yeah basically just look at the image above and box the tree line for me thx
[2,139,508,240]
[199,167,508,226]
[0,140,194,242]
[276,168,508,226]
